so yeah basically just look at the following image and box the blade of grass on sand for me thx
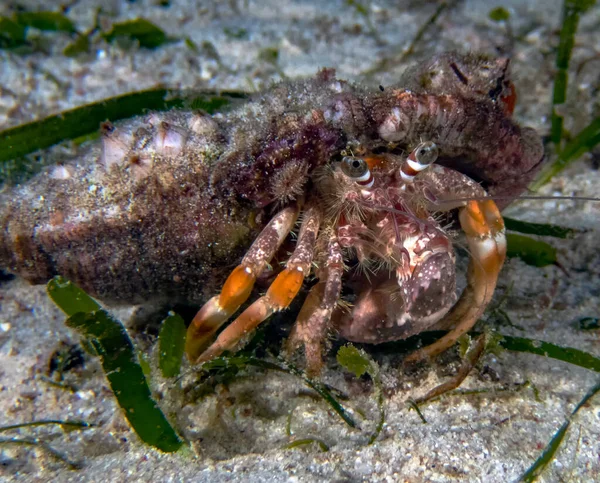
[102,18,169,49]
[378,331,600,374]
[549,0,596,145]
[533,116,600,189]
[47,276,183,452]
[66,310,184,452]
[505,233,558,267]
[499,335,600,373]
[0,420,93,432]
[519,379,600,482]
[503,217,575,238]
[158,312,186,378]
[15,11,77,34]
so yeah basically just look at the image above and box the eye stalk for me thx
[341,156,374,188]
[400,141,439,183]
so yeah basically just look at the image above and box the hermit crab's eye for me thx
[341,156,373,188]
[400,141,439,183]
[414,141,439,166]
[341,156,368,178]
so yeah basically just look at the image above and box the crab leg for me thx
[286,232,344,376]
[185,205,299,361]
[405,198,506,362]
[192,205,322,364]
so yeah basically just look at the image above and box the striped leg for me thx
[185,206,299,362]
[286,232,344,376]
[192,205,321,364]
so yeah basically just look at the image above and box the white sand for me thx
[1,0,599,481]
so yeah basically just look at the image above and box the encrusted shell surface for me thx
[0,60,543,303]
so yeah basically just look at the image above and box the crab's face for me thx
[317,154,458,344]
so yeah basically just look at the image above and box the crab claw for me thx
[405,199,506,362]
[195,265,305,363]
[185,206,299,362]
[333,249,457,347]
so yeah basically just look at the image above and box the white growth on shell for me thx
[50,165,74,180]
[378,107,408,142]
[101,130,131,169]
[155,123,187,156]
[188,113,220,138]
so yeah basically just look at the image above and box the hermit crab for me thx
[0,52,544,375]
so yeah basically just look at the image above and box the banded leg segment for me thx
[286,232,344,376]
[186,205,299,362]
[192,205,322,363]
[405,199,506,362]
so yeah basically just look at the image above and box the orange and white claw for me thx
[405,199,506,363]
[185,265,257,362]
[191,205,322,364]
[185,205,299,362]
[195,266,305,363]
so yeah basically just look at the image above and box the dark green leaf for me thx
[0,16,27,48]
[519,379,600,482]
[504,217,575,238]
[578,317,600,330]
[15,12,77,33]
[201,41,221,62]
[499,335,600,373]
[534,116,600,188]
[46,277,183,452]
[549,0,596,145]
[258,47,279,64]
[336,345,384,443]
[138,350,152,380]
[47,276,101,317]
[188,95,233,112]
[66,310,183,452]
[223,27,248,39]
[346,0,369,16]
[489,7,510,22]
[284,438,329,452]
[550,2,579,143]
[0,420,93,432]
[506,233,557,267]
[158,312,186,378]
[63,33,90,57]
[560,116,600,161]
[103,19,168,49]
[565,0,596,15]
[184,36,199,53]
[337,345,370,378]
[379,331,600,374]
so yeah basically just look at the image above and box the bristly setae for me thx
[0,52,544,374]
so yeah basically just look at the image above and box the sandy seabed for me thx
[1,0,599,481]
